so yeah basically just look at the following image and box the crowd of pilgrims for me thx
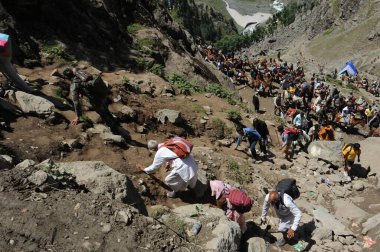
[199,45,380,145]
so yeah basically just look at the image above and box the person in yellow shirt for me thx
[318,124,335,141]
[342,143,361,181]
[365,105,374,123]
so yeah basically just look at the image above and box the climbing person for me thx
[235,126,262,161]
[318,123,335,141]
[252,118,271,156]
[136,137,197,198]
[210,180,252,233]
[252,92,260,113]
[62,67,130,140]
[342,143,361,182]
[293,112,307,130]
[278,126,299,159]
[274,93,284,116]
[261,179,302,247]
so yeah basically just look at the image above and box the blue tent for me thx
[338,60,358,76]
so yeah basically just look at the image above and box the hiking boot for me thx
[276,238,287,247]
[166,191,177,198]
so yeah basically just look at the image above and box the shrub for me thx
[228,160,247,185]
[41,43,75,61]
[209,118,230,139]
[192,104,206,113]
[169,73,201,95]
[150,64,165,77]
[205,83,236,104]
[122,76,130,86]
[127,23,145,35]
[226,109,242,122]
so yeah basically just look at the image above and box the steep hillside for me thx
[251,0,380,78]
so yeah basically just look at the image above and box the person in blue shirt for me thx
[235,126,262,160]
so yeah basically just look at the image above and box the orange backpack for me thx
[161,137,193,159]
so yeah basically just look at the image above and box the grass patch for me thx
[164,215,187,238]
[192,104,206,114]
[54,87,67,102]
[127,23,145,35]
[226,109,242,123]
[79,115,93,129]
[169,73,201,95]
[332,0,340,16]
[136,38,155,55]
[346,83,358,90]
[205,83,237,105]
[228,160,248,185]
[323,27,334,36]
[209,118,231,139]
[326,76,343,86]
[41,43,75,61]
[150,64,165,78]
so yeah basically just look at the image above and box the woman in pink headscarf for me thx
[210,180,247,233]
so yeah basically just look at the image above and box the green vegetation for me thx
[150,64,165,77]
[323,27,334,36]
[151,207,169,219]
[205,83,236,105]
[226,109,242,122]
[136,38,155,55]
[192,104,206,113]
[127,23,145,35]
[326,76,343,86]
[42,43,75,61]
[79,115,94,129]
[346,83,358,91]
[135,57,148,70]
[169,73,201,95]
[210,118,231,139]
[228,160,248,185]
[332,0,340,16]
[122,76,130,86]
[54,87,67,102]
[164,215,187,237]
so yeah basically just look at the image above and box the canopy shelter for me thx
[338,60,358,76]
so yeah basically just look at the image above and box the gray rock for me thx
[101,133,125,144]
[27,170,48,186]
[312,228,332,242]
[0,155,13,170]
[57,161,129,200]
[333,199,369,222]
[247,237,267,252]
[205,218,241,252]
[362,213,380,235]
[203,105,212,115]
[156,109,182,124]
[313,207,353,236]
[15,91,54,115]
[323,241,344,251]
[359,138,380,182]
[116,209,133,224]
[15,159,36,170]
[87,124,111,135]
[308,141,343,167]
[62,139,81,149]
[352,181,365,191]
[193,169,208,198]
[217,139,234,147]
[120,105,136,119]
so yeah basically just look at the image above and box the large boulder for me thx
[307,141,343,167]
[156,109,182,124]
[313,206,353,236]
[358,137,380,185]
[15,91,54,115]
[0,155,13,170]
[362,213,380,235]
[171,204,241,252]
[247,237,267,252]
[333,199,369,222]
[56,161,129,200]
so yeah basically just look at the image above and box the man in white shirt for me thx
[261,191,302,246]
[137,140,198,198]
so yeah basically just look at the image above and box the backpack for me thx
[161,136,193,159]
[228,189,253,213]
[276,178,300,205]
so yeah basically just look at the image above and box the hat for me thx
[210,180,231,200]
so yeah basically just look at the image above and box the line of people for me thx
[136,136,303,247]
